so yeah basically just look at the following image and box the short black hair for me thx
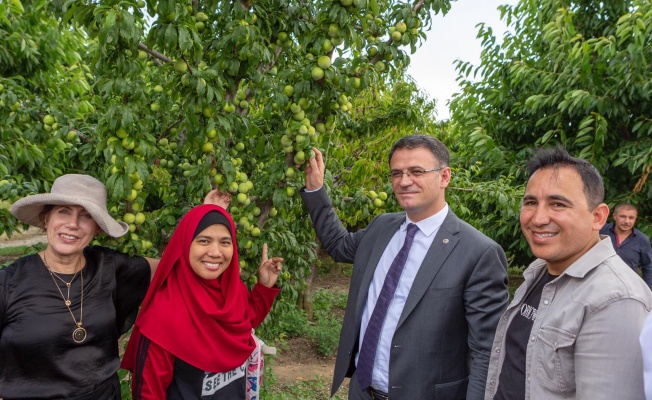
[388,134,450,167]
[526,146,604,210]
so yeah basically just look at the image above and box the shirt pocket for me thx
[536,326,577,393]
[425,285,464,298]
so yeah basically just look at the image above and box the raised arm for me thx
[203,188,231,209]
[305,147,325,191]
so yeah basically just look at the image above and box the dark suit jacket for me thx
[301,188,508,400]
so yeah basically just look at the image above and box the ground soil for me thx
[0,229,348,390]
[269,270,351,388]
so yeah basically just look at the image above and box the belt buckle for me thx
[369,387,389,400]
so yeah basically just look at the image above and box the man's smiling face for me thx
[520,166,604,274]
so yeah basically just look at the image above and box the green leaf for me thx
[178,26,191,51]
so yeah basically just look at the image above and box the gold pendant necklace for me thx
[42,253,87,344]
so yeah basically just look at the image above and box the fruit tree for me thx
[0,0,460,337]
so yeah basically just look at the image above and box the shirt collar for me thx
[404,203,449,237]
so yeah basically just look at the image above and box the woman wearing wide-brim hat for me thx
[0,174,228,400]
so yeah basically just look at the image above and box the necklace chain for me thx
[48,265,79,306]
[42,252,87,344]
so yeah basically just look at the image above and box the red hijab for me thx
[122,205,255,372]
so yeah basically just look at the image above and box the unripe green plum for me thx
[134,212,146,225]
[196,12,208,22]
[202,142,214,153]
[123,213,136,224]
[283,85,294,97]
[294,150,306,164]
[311,66,325,81]
[174,59,188,73]
[317,56,331,69]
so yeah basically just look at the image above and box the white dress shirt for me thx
[356,204,449,392]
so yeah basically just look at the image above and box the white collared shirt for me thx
[356,204,449,392]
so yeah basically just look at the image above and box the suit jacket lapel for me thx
[396,210,461,329]
[354,215,404,325]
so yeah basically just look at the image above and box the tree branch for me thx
[137,43,172,64]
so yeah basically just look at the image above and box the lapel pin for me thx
[443,239,449,244]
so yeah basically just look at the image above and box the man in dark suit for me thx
[300,134,509,400]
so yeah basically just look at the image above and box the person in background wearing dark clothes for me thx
[600,203,652,290]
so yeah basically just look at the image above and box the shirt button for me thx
[490,380,496,386]
[543,299,549,305]
[495,347,501,353]
[530,336,536,342]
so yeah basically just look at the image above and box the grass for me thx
[265,378,346,400]
[0,244,45,268]
[0,245,30,256]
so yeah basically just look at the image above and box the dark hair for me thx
[526,146,604,209]
[614,203,637,214]
[388,134,450,167]
[39,204,56,228]
[193,211,231,239]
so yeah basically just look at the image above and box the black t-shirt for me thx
[167,357,246,399]
[494,270,558,400]
[0,246,150,399]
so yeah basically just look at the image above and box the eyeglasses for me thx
[389,167,443,180]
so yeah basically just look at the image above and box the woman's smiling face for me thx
[188,224,234,280]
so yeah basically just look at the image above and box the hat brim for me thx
[10,193,129,238]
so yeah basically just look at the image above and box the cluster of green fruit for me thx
[233,90,249,111]
[193,11,209,32]
[388,19,420,47]
[42,114,58,133]
[326,23,345,47]
[111,170,154,250]
[201,127,220,154]
[368,190,389,209]
[156,138,179,168]
[311,55,332,81]
[275,31,294,50]
[333,92,354,113]
[338,0,367,14]
[280,100,320,164]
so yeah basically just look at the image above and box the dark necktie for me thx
[356,223,419,391]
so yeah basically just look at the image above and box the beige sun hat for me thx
[10,174,129,238]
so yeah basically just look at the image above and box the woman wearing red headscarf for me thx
[121,204,283,399]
